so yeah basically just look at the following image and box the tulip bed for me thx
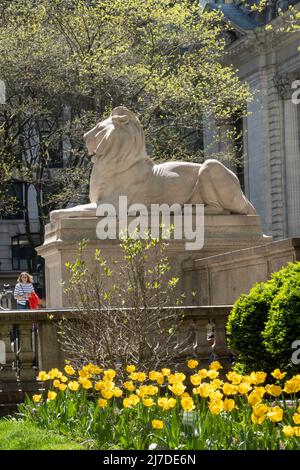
[19,361,300,450]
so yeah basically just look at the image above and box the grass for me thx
[0,419,86,450]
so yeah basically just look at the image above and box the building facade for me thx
[205,0,300,238]
[1,0,300,298]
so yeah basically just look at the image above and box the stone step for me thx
[0,380,43,392]
[0,380,45,404]
[0,403,18,418]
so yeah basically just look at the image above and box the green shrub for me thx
[226,281,276,372]
[263,276,300,374]
[226,262,300,373]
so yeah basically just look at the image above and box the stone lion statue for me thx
[50,106,255,220]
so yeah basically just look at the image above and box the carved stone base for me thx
[37,213,271,308]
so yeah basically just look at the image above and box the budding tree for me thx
[60,235,194,374]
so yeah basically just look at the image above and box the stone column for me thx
[275,73,300,238]
[266,64,286,240]
[245,73,269,233]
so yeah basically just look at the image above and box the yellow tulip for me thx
[207,370,219,379]
[101,389,114,400]
[32,394,42,403]
[251,413,265,425]
[123,397,132,408]
[282,426,294,437]
[167,397,177,409]
[226,372,242,385]
[98,398,107,408]
[68,381,79,391]
[64,365,75,376]
[158,397,168,410]
[136,372,147,382]
[48,368,63,380]
[95,381,105,391]
[187,359,198,369]
[294,427,300,437]
[181,396,195,412]
[247,391,262,406]
[152,419,164,430]
[86,364,102,375]
[79,369,90,379]
[209,390,223,402]
[113,388,123,398]
[223,398,235,412]
[210,379,223,390]
[136,386,148,397]
[158,397,176,411]
[104,369,116,380]
[82,379,93,390]
[147,385,159,396]
[161,368,171,376]
[209,361,222,371]
[122,394,140,408]
[222,383,236,396]
[265,384,282,397]
[37,371,50,381]
[292,413,300,425]
[209,400,223,415]
[126,365,136,373]
[284,378,300,394]
[252,403,269,418]
[149,371,158,381]
[102,379,115,388]
[143,398,154,407]
[168,373,186,384]
[47,391,57,401]
[129,394,140,405]
[123,381,135,392]
[242,375,253,385]
[271,369,286,380]
[254,386,266,398]
[155,373,164,385]
[59,383,67,392]
[198,369,208,379]
[267,406,283,423]
[168,382,186,396]
[190,374,202,386]
[53,379,61,388]
[237,382,252,395]
[197,383,211,398]
[250,372,267,385]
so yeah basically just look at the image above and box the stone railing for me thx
[0,306,233,412]
[0,290,14,310]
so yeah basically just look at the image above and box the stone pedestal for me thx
[36,213,271,308]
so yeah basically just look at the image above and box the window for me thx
[11,233,45,297]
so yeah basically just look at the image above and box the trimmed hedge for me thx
[263,276,300,372]
[226,262,300,374]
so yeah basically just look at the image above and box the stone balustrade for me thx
[0,306,233,413]
[0,291,13,310]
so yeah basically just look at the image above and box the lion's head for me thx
[83,107,147,169]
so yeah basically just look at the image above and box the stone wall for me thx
[183,238,300,306]
[0,306,233,413]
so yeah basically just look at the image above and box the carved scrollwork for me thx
[274,72,300,99]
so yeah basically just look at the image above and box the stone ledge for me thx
[193,238,300,269]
